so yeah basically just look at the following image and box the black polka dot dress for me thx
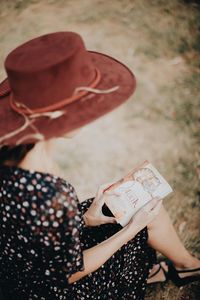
[0,165,157,300]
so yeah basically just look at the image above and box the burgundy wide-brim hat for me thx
[0,31,136,145]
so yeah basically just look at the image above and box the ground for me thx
[0,0,200,299]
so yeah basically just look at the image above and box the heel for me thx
[166,259,200,287]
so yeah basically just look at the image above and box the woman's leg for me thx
[147,204,200,283]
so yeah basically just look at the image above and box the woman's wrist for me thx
[123,223,140,242]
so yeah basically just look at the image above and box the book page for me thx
[104,161,173,227]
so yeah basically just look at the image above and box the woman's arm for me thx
[68,197,162,284]
[68,225,135,284]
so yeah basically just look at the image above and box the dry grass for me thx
[0,0,200,299]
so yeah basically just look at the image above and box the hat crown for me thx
[5,32,95,109]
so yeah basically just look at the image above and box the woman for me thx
[0,32,199,300]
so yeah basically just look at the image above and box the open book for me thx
[103,160,173,227]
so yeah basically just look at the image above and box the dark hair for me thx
[0,144,35,166]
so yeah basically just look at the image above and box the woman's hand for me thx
[83,182,119,227]
[125,197,162,239]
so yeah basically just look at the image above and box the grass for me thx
[146,3,200,298]
[0,0,199,299]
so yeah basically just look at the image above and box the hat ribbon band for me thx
[9,67,102,115]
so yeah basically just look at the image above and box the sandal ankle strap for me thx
[176,266,200,273]
[148,264,162,279]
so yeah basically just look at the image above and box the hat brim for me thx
[0,51,136,145]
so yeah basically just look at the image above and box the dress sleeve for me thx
[31,179,85,288]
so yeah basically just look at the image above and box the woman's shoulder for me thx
[0,165,79,206]
[0,165,83,248]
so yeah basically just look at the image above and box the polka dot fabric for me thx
[0,166,157,300]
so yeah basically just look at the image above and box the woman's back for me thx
[0,165,84,300]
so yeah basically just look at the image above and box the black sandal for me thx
[165,259,200,287]
[148,263,169,284]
